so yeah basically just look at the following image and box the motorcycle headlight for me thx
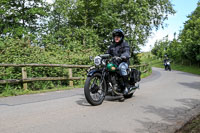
[94,56,102,66]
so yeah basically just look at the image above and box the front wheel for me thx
[168,65,171,71]
[84,73,106,106]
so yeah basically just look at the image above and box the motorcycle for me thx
[164,61,171,71]
[84,54,141,106]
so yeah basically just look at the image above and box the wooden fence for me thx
[0,64,149,89]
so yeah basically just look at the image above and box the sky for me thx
[141,0,199,52]
[46,0,53,3]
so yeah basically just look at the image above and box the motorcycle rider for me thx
[106,29,131,95]
[163,55,171,71]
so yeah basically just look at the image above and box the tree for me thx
[152,2,200,65]
[0,0,49,37]
[179,2,200,64]
[47,0,175,51]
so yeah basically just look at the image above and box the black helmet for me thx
[112,29,124,44]
[112,29,124,38]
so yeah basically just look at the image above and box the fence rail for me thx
[0,63,149,89]
[0,64,92,68]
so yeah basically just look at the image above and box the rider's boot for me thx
[123,76,130,95]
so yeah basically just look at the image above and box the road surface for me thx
[0,67,200,133]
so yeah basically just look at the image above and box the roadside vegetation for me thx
[141,52,200,133]
[143,3,200,129]
[151,2,200,70]
[0,0,174,96]
[176,114,200,133]
[140,52,200,75]
[0,1,199,131]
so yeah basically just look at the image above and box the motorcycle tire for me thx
[84,73,106,106]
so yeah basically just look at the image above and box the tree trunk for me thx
[22,0,25,27]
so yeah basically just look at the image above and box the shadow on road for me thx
[135,98,200,133]
[179,82,200,90]
[105,96,124,102]
[76,96,91,106]
[76,95,134,106]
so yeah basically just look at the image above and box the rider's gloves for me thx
[121,56,127,61]
[113,56,122,62]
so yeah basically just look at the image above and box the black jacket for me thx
[106,40,130,63]
[164,58,170,64]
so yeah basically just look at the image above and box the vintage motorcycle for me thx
[84,54,141,106]
[164,61,171,71]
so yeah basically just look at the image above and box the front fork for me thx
[100,68,107,94]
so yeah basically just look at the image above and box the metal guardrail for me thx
[0,64,149,89]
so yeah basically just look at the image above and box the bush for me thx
[0,37,100,93]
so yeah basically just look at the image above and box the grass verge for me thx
[140,52,200,133]
[140,52,200,75]
[152,61,200,133]
[176,114,200,133]
[141,67,152,78]
[150,59,200,75]
[152,61,200,75]
[0,67,152,98]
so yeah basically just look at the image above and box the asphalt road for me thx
[0,67,200,133]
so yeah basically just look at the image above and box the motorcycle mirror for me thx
[89,56,93,60]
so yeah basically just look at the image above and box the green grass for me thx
[151,60,200,75]
[0,67,152,98]
[168,63,200,75]
[0,70,152,97]
[141,66,152,78]
[176,114,200,133]
[152,61,200,133]
[141,52,200,133]
[0,54,152,98]
[140,52,200,75]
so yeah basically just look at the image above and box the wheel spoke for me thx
[88,75,105,102]
[97,92,103,99]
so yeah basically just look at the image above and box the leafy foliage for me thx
[46,0,175,50]
[0,37,100,93]
[179,2,200,63]
[151,2,200,66]
[0,0,175,93]
[0,0,49,38]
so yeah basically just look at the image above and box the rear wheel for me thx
[168,65,171,71]
[84,73,106,106]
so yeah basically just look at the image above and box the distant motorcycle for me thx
[164,61,171,71]
[84,54,141,106]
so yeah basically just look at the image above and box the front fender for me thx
[87,68,102,77]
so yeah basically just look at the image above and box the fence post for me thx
[68,68,73,87]
[22,67,28,90]
[139,66,142,71]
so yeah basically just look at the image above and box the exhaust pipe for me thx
[128,85,139,94]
